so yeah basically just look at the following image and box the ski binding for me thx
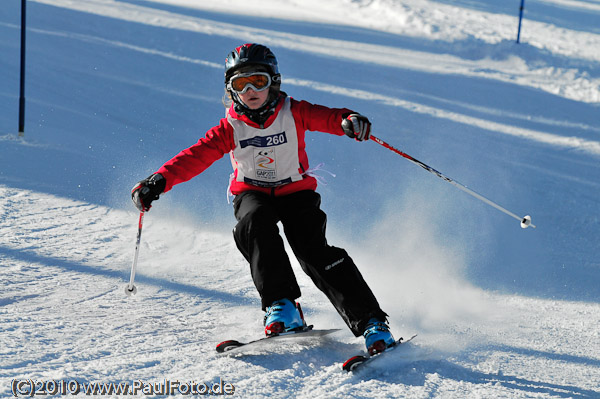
[342,334,417,372]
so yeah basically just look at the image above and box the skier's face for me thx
[238,87,269,110]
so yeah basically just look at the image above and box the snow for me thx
[1,0,599,397]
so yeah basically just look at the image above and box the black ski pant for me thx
[232,189,387,336]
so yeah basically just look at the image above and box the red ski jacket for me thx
[156,94,352,197]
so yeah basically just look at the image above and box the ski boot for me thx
[264,298,307,336]
[363,317,395,355]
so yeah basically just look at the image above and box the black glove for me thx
[341,113,371,141]
[131,173,166,212]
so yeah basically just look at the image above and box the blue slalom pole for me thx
[516,0,525,43]
[18,0,26,136]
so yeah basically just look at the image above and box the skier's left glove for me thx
[131,173,166,212]
[341,113,371,141]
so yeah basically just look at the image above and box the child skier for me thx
[131,43,394,355]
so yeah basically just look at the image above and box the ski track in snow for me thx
[2,0,600,397]
[3,19,599,156]
[30,0,600,105]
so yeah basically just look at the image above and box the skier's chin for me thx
[244,98,265,109]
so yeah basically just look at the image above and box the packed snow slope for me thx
[1,0,599,398]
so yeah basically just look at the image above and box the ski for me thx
[342,334,417,372]
[216,325,340,354]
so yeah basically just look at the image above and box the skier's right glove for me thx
[131,173,166,212]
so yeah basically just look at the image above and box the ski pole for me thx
[125,211,145,296]
[370,134,535,229]
[516,0,526,44]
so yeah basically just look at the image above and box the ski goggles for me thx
[228,72,272,94]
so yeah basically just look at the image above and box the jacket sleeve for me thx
[290,98,353,136]
[156,118,235,193]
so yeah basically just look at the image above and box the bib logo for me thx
[255,148,277,180]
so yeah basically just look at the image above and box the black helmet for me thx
[224,43,280,84]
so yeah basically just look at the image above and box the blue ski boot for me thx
[363,318,395,355]
[264,298,306,336]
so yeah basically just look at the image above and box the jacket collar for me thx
[228,93,286,128]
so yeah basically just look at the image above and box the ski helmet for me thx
[224,43,280,84]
